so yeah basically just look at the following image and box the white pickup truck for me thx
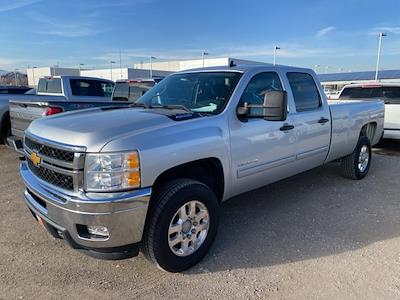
[338,82,400,139]
[20,64,384,272]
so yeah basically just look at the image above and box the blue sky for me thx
[0,0,400,72]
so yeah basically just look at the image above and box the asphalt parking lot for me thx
[1,141,400,299]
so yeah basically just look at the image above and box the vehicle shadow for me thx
[373,139,400,156]
[188,155,400,273]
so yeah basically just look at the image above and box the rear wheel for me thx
[341,135,372,180]
[142,179,220,272]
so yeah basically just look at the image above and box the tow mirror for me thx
[262,90,287,121]
[236,90,287,121]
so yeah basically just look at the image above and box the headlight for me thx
[84,151,140,192]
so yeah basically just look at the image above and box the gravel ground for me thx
[1,141,400,299]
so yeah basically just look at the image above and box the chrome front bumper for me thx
[20,162,151,257]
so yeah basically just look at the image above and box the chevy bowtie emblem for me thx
[30,151,41,166]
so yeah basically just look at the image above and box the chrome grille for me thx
[27,159,74,190]
[24,137,75,163]
[24,134,86,192]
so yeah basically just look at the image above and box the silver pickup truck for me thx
[19,64,384,272]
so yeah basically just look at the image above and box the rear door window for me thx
[287,72,321,112]
[70,79,114,97]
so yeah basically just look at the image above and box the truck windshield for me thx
[135,72,242,114]
[339,86,400,104]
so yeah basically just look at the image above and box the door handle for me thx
[318,117,330,124]
[280,124,295,131]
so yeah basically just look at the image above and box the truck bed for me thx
[326,99,384,162]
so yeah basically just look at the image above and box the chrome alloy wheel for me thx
[358,145,370,172]
[168,200,210,257]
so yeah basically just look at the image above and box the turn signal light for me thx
[126,172,140,186]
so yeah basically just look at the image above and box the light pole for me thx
[32,66,37,88]
[375,32,387,81]
[79,63,84,73]
[149,56,156,78]
[110,61,116,81]
[273,46,280,65]
[202,51,209,68]
[14,69,19,86]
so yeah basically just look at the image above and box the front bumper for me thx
[20,161,151,259]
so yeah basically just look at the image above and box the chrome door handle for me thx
[280,124,295,131]
[318,117,330,124]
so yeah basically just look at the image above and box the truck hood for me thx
[27,107,188,152]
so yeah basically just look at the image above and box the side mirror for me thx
[263,90,287,121]
[236,103,250,116]
[236,90,288,121]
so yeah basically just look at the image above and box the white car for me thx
[338,83,400,140]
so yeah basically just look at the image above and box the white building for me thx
[26,67,80,87]
[135,57,265,72]
[80,68,171,82]
[26,57,266,87]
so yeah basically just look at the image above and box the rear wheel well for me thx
[360,122,377,141]
[151,158,225,203]
[0,110,10,143]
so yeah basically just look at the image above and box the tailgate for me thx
[384,104,400,130]
[9,101,48,138]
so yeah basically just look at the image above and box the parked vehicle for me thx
[7,76,116,151]
[19,64,384,272]
[0,87,35,145]
[0,86,32,94]
[112,78,163,102]
[338,83,400,139]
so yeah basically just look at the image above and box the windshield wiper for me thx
[149,104,192,113]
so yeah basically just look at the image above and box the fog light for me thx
[87,225,109,238]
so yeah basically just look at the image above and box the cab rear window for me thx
[37,78,62,94]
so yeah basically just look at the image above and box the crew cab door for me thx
[229,72,298,196]
[285,72,331,170]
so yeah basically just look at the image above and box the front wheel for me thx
[142,179,220,272]
[341,135,372,180]
[2,121,11,146]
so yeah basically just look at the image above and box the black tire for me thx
[341,135,372,180]
[3,124,11,146]
[1,114,11,146]
[142,179,220,272]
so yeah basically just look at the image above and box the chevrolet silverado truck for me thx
[7,76,117,152]
[337,82,400,140]
[19,64,384,272]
